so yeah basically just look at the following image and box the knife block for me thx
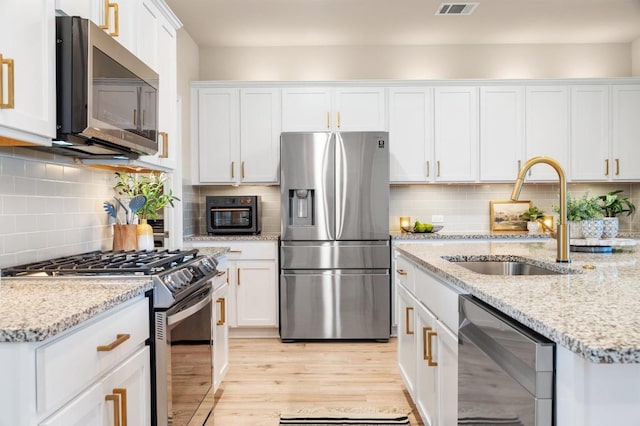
[113,224,139,251]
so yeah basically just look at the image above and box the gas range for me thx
[2,249,222,309]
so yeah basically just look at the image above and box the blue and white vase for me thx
[602,217,619,239]
[581,219,604,239]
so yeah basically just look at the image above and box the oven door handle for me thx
[210,208,249,212]
[167,290,212,326]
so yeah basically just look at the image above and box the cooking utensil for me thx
[115,197,130,224]
[129,195,147,223]
[129,195,147,214]
[103,201,118,223]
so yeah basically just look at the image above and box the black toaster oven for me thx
[206,196,261,235]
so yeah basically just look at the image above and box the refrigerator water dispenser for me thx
[289,189,314,226]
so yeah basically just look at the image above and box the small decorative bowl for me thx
[401,225,443,233]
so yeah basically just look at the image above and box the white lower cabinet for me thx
[396,283,417,398]
[394,252,459,426]
[213,281,229,392]
[187,241,279,331]
[0,296,150,426]
[40,346,150,426]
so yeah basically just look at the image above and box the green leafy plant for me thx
[520,206,545,222]
[113,172,180,220]
[598,190,636,218]
[553,192,602,221]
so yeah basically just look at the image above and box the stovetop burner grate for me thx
[2,249,200,277]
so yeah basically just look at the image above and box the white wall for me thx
[199,43,632,80]
[0,148,113,268]
[633,38,640,76]
[190,183,639,236]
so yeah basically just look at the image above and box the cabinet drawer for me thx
[395,256,416,293]
[225,241,277,260]
[415,267,460,333]
[36,297,149,413]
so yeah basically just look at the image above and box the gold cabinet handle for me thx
[0,54,15,109]
[113,388,128,426]
[99,0,110,29]
[605,159,609,176]
[326,111,330,129]
[110,2,120,37]
[216,297,226,326]
[237,267,240,286]
[100,1,120,37]
[518,159,521,171]
[425,161,430,177]
[226,267,229,284]
[97,333,130,352]
[158,131,169,158]
[241,161,245,179]
[427,329,438,367]
[105,393,121,426]
[133,109,137,126]
[436,160,441,177]
[405,307,414,335]
[229,250,242,254]
[337,111,341,128]
[422,327,438,366]
[616,158,620,176]
[396,269,407,276]
[231,161,235,178]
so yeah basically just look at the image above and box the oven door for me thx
[208,206,255,234]
[155,285,213,426]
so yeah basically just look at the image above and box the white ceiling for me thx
[164,0,640,48]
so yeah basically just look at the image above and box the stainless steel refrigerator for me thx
[279,131,390,341]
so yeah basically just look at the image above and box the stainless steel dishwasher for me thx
[458,295,555,426]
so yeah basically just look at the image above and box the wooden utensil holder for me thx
[113,224,138,251]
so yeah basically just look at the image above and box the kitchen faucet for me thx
[510,156,570,263]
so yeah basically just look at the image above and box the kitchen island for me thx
[395,239,640,425]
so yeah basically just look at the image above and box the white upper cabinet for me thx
[524,86,570,181]
[570,86,610,181]
[612,85,640,181]
[479,86,524,182]
[240,88,282,183]
[333,87,387,131]
[194,87,281,185]
[137,1,178,169]
[282,87,386,132]
[434,87,478,182]
[56,0,136,54]
[0,0,55,146]
[196,88,239,184]
[389,88,433,183]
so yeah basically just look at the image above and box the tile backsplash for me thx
[0,148,113,268]
[187,182,640,236]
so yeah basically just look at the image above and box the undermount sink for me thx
[450,260,564,276]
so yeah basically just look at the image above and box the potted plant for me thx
[114,172,180,250]
[519,206,545,234]
[553,192,603,239]
[598,190,636,238]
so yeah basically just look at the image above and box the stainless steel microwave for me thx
[206,196,262,235]
[52,16,159,159]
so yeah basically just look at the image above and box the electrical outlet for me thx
[432,215,444,223]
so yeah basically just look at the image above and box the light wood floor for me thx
[199,338,423,426]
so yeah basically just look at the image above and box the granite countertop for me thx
[391,231,551,240]
[395,239,640,364]
[0,277,153,343]
[185,232,280,241]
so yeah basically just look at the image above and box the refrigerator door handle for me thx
[335,132,346,239]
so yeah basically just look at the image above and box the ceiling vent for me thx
[436,2,479,15]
